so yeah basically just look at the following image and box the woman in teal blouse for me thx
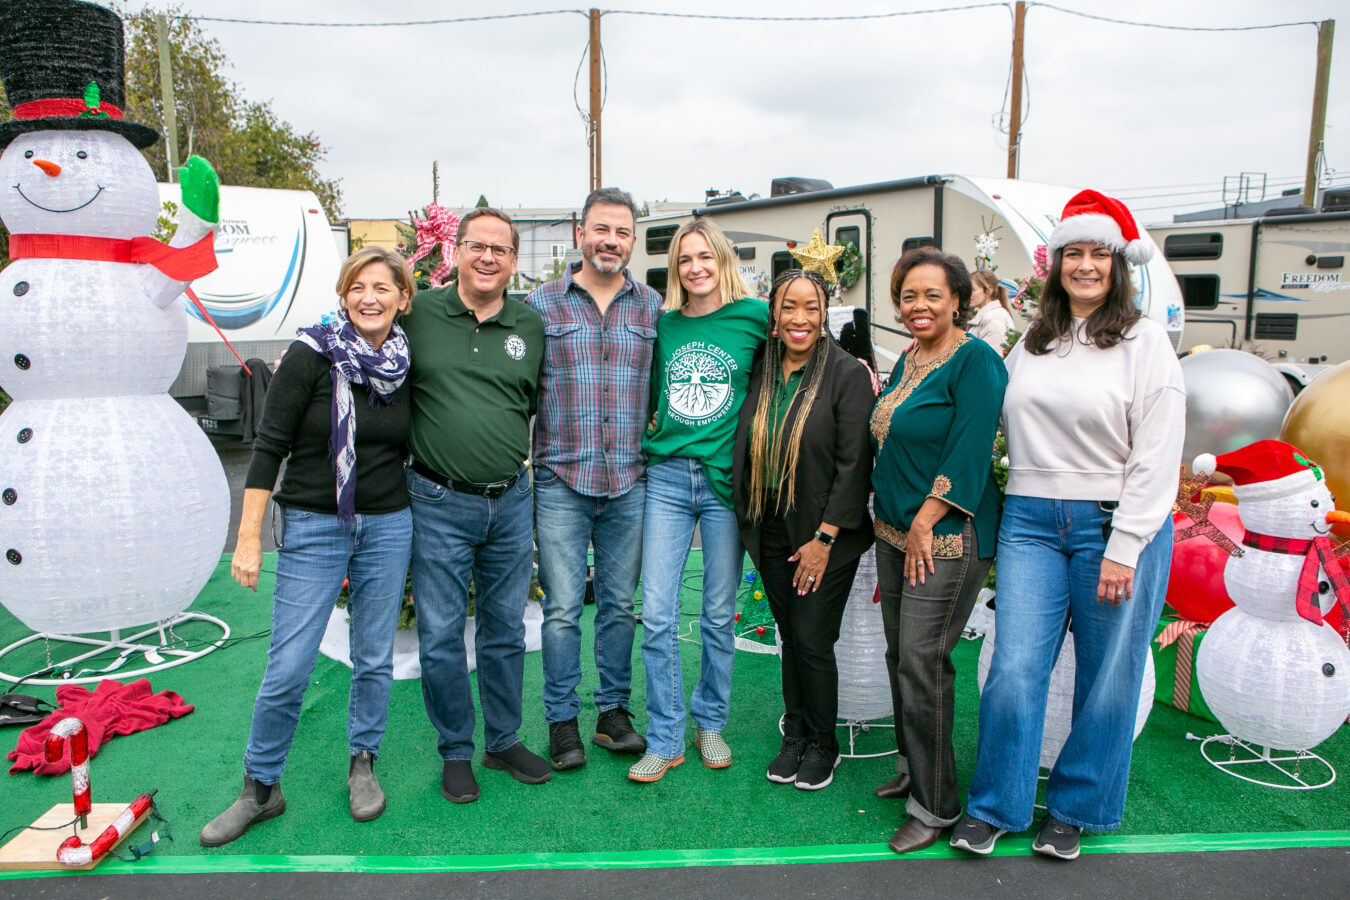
[870,247,1007,854]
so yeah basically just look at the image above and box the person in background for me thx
[201,247,415,846]
[732,268,874,791]
[629,219,769,783]
[967,269,1017,355]
[528,187,661,770]
[870,247,1007,854]
[952,191,1184,861]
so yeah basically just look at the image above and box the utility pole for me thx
[589,8,602,192]
[1007,1,1026,179]
[1303,19,1335,208]
[155,14,179,182]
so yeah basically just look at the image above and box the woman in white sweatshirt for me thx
[950,191,1185,861]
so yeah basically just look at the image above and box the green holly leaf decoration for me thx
[1293,451,1324,481]
[84,81,100,110]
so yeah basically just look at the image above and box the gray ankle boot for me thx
[199,775,286,847]
[348,750,386,822]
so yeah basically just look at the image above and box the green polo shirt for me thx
[404,283,545,484]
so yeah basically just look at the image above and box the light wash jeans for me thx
[638,458,746,760]
[244,506,411,785]
[534,466,645,722]
[407,467,534,761]
[965,496,1172,832]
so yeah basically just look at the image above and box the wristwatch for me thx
[814,530,836,547]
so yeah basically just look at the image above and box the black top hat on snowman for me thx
[0,0,159,150]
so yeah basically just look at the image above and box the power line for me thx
[181,9,585,27]
[1030,3,1321,33]
[603,3,1004,22]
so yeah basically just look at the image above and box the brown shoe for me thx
[874,772,911,799]
[888,817,941,854]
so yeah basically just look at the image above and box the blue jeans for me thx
[408,467,534,760]
[244,506,412,785]
[639,458,747,759]
[534,466,645,723]
[965,496,1172,832]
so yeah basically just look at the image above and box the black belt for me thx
[410,459,524,499]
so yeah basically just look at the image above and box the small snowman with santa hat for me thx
[1190,439,1350,785]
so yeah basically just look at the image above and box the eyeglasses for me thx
[460,240,516,261]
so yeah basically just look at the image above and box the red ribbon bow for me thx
[408,203,461,289]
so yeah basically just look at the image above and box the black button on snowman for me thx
[0,0,229,634]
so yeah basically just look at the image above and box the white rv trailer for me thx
[157,183,343,423]
[629,174,1184,371]
[1147,208,1350,380]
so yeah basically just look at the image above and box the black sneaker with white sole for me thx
[793,742,840,790]
[949,813,1007,855]
[1032,815,1081,860]
[766,735,806,783]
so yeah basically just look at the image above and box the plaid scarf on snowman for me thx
[297,311,410,524]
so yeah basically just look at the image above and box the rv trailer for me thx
[630,174,1184,371]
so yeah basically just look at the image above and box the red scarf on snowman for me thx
[8,231,217,282]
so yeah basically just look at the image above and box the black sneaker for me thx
[483,742,553,784]
[767,736,807,783]
[440,760,480,804]
[949,813,1007,855]
[793,742,840,791]
[593,706,647,754]
[548,718,587,770]
[1032,815,1080,860]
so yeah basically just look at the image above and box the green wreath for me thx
[837,239,864,291]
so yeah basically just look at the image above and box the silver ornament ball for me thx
[1180,349,1293,466]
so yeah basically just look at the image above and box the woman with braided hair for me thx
[732,268,875,791]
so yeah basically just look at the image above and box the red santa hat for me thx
[1047,189,1155,266]
[1192,439,1325,502]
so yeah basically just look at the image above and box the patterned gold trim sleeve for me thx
[927,344,1007,520]
[874,518,965,558]
[927,474,975,516]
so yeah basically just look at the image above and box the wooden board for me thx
[0,803,150,871]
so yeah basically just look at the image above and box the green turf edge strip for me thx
[3,831,1348,878]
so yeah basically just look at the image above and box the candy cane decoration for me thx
[56,792,156,867]
[44,717,91,828]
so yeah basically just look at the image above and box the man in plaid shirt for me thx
[528,187,662,770]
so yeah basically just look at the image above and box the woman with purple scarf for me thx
[201,248,416,848]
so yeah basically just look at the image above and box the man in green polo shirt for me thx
[403,207,548,804]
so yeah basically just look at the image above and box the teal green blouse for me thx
[869,335,1007,559]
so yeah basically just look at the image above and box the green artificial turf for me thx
[1,551,1348,871]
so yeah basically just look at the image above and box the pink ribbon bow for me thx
[408,203,461,288]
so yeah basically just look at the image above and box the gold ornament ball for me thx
[1281,360,1350,541]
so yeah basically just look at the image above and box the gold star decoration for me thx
[789,229,845,284]
[1173,465,1242,557]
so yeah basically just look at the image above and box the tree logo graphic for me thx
[666,345,732,424]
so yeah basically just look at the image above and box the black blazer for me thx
[732,339,874,572]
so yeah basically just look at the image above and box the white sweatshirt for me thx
[1002,316,1186,568]
[968,304,1016,353]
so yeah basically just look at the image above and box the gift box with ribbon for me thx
[1152,616,1219,723]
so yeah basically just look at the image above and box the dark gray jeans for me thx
[877,521,990,828]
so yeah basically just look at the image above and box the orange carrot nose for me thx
[1326,510,1350,526]
[32,159,61,177]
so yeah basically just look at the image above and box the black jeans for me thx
[877,521,990,827]
[758,515,860,755]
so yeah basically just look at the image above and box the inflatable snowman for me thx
[1191,440,1350,751]
[0,0,228,635]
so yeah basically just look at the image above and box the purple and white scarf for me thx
[297,310,410,524]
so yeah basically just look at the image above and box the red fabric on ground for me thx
[7,678,193,775]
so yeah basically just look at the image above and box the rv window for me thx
[835,225,861,250]
[645,268,669,298]
[902,236,936,254]
[646,224,679,255]
[771,251,796,282]
[1253,313,1298,341]
[1163,233,1223,261]
[1176,274,1220,310]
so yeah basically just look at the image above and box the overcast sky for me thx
[127,1,1348,224]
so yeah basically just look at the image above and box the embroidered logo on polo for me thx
[504,334,527,360]
[666,342,737,426]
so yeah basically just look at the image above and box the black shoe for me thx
[766,736,807,783]
[949,813,1007,855]
[793,742,840,791]
[593,707,647,754]
[199,775,286,847]
[1032,815,1081,860]
[549,718,587,770]
[483,742,553,784]
[441,759,480,804]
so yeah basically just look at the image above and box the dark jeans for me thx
[759,516,859,756]
[877,521,989,828]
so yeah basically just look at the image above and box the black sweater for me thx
[245,341,411,514]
